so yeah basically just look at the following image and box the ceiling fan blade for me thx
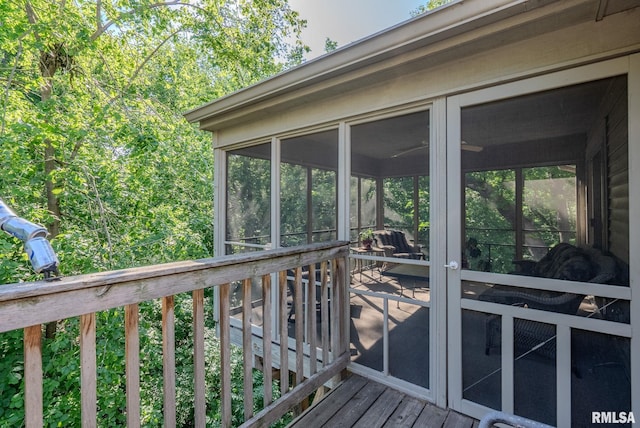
[391,145,427,158]
[391,140,482,157]
[461,141,483,152]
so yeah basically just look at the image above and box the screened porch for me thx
[221,71,632,426]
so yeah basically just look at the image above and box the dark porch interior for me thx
[348,265,631,427]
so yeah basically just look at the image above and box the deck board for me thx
[352,388,404,428]
[413,401,448,427]
[323,381,387,427]
[288,374,476,428]
[443,410,475,428]
[290,375,367,428]
[383,396,425,427]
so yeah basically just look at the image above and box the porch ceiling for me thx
[235,76,615,178]
[354,78,611,177]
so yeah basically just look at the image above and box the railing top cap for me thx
[0,241,349,303]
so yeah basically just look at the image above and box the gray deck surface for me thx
[288,374,477,428]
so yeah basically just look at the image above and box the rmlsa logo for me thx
[592,411,635,424]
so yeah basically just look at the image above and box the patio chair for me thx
[373,229,424,260]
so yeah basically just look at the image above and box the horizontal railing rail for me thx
[0,241,351,428]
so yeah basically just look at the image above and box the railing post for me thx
[219,283,232,428]
[162,296,176,428]
[294,267,304,385]
[279,270,289,394]
[321,261,330,367]
[307,263,317,375]
[262,274,273,406]
[80,313,97,428]
[338,253,350,357]
[331,260,340,361]
[125,304,140,428]
[24,325,42,428]
[193,289,206,428]
[242,278,254,420]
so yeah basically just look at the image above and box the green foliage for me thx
[324,38,338,53]
[465,166,578,273]
[359,228,373,241]
[1,0,307,276]
[227,151,272,249]
[411,0,453,17]
[1,0,307,425]
[383,177,412,231]
[280,163,308,247]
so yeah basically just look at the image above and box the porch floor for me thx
[288,373,477,428]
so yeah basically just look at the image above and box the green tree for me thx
[1,1,307,425]
[1,0,307,279]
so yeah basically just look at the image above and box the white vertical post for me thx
[446,94,464,410]
[383,298,389,376]
[501,316,514,414]
[271,137,281,249]
[431,97,448,408]
[271,137,281,338]
[338,122,350,242]
[627,52,640,418]
[213,138,225,258]
[556,324,572,428]
[213,143,226,325]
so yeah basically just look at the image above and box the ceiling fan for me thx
[391,140,483,158]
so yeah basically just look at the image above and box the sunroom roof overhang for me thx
[183,0,631,133]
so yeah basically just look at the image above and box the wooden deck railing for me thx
[0,241,351,427]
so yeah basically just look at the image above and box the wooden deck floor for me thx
[288,374,477,428]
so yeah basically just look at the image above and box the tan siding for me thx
[607,78,629,263]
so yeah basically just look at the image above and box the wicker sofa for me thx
[481,243,629,357]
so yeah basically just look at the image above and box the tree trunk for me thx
[40,51,61,339]
[44,140,61,238]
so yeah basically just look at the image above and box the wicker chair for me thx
[373,229,424,260]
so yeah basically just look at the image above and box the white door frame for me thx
[445,55,639,425]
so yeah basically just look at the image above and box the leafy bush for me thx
[0,288,291,427]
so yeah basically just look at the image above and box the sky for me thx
[287,0,429,59]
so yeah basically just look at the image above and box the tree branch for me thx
[90,1,207,41]
[1,40,24,136]
[24,1,38,26]
[107,28,183,105]
[83,167,113,269]
[96,0,102,35]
